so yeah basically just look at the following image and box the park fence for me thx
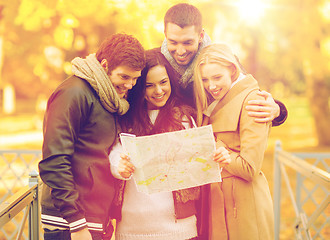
[0,146,329,240]
[0,150,41,240]
[0,171,41,240]
[274,140,329,240]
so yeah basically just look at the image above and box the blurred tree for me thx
[253,0,330,146]
[0,4,4,110]
[199,0,330,146]
[0,0,169,99]
[0,0,329,145]
[0,4,4,83]
[298,0,330,146]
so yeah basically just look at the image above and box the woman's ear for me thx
[230,65,238,82]
[101,59,108,73]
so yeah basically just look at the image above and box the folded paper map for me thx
[120,125,221,194]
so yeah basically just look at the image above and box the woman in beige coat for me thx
[194,43,274,240]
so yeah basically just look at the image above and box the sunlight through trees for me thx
[0,0,329,145]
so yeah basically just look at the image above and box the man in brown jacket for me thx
[39,33,145,240]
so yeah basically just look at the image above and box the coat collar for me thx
[205,75,259,132]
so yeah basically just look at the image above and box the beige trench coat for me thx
[205,75,274,240]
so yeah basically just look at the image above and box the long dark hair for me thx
[119,48,195,136]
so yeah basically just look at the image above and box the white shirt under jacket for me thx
[109,110,198,240]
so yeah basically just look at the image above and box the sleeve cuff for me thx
[272,100,288,127]
[68,218,88,232]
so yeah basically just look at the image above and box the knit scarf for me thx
[161,33,212,88]
[71,53,129,115]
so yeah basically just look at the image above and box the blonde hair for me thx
[193,43,242,126]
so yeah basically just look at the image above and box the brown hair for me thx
[96,33,146,73]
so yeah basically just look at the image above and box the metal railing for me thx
[0,150,42,239]
[1,145,329,239]
[273,140,330,240]
[0,171,41,240]
[0,150,42,203]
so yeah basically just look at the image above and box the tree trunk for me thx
[306,75,330,146]
[301,0,330,147]
[0,6,3,113]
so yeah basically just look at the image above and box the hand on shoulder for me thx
[245,90,280,123]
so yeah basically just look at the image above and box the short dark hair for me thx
[164,3,202,33]
[96,33,146,73]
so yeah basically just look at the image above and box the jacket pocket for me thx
[75,165,94,195]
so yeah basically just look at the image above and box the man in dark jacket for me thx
[159,3,287,125]
[158,3,287,239]
[39,33,145,240]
